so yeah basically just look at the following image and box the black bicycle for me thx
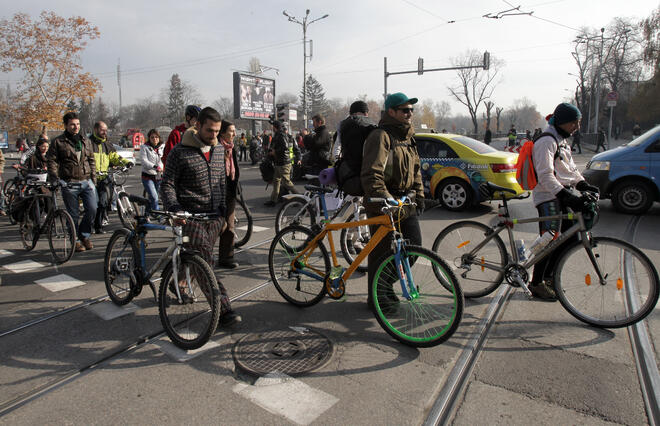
[233,182,253,248]
[16,179,77,264]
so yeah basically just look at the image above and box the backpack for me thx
[515,132,558,190]
[259,158,274,183]
[334,119,378,196]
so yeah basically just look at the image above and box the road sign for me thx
[607,100,617,107]
[606,91,618,101]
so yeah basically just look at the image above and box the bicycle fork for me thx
[393,240,419,300]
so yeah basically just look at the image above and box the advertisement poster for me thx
[0,131,8,149]
[233,72,275,120]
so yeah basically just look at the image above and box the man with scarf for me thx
[47,112,97,252]
[361,92,424,311]
[91,121,131,234]
[530,102,599,300]
[160,107,241,327]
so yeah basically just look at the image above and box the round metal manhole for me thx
[233,327,333,376]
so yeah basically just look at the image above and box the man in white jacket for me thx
[530,103,599,300]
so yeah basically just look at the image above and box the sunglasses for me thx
[396,107,414,114]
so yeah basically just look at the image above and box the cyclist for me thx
[91,121,132,234]
[162,104,201,166]
[47,112,97,253]
[361,92,424,309]
[160,106,241,327]
[531,102,599,300]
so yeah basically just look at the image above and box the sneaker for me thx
[529,281,557,301]
[75,242,86,252]
[216,259,239,269]
[95,228,106,235]
[263,201,277,207]
[219,310,242,327]
[102,219,109,226]
[81,238,94,250]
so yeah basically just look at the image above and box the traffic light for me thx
[418,57,424,75]
[483,51,490,70]
[276,103,287,121]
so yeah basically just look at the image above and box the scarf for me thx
[220,138,235,180]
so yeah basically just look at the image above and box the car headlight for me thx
[587,160,610,171]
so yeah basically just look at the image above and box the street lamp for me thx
[283,9,329,127]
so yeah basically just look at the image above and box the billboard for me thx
[233,72,275,120]
[0,130,8,149]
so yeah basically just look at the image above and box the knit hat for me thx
[549,103,581,126]
[384,92,418,110]
[349,100,369,115]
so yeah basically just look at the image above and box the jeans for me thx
[95,178,112,229]
[142,178,160,211]
[61,179,97,240]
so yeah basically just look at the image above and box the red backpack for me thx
[515,132,557,190]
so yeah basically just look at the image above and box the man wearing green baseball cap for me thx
[361,92,424,311]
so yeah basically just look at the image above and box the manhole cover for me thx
[233,328,333,376]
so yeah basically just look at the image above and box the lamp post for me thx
[283,9,328,127]
[593,27,605,135]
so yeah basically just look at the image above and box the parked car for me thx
[415,132,524,211]
[583,124,660,215]
[113,144,136,166]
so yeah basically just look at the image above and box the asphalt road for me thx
[0,146,658,425]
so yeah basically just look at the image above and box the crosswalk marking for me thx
[0,249,14,259]
[152,337,220,362]
[248,225,269,233]
[35,274,85,292]
[86,301,139,320]
[3,259,45,273]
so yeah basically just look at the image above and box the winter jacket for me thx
[338,114,376,174]
[91,134,129,179]
[47,131,96,182]
[532,124,584,206]
[160,128,226,216]
[361,113,424,212]
[304,125,332,172]
[271,130,300,166]
[162,123,187,166]
[140,142,164,178]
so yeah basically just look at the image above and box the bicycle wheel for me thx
[5,183,19,225]
[104,228,139,305]
[19,199,39,251]
[339,206,370,273]
[117,193,138,230]
[47,209,76,264]
[158,254,220,350]
[114,169,129,186]
[275,197,316,234]
[233,198,253,248]
[432,221,507,298]
[268,225,330,307]
[371,245,463,347]
[554,236,659,328]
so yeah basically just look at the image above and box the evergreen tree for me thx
[167,73,185,127]
[299,74,328,119]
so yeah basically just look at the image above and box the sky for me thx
[1,0,657,121]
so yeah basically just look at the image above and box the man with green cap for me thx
[361,92,424,310]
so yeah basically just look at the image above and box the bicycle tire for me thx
[233,198,253,248]
[117,193,139,230]
[371,245,463,347]
[19,199,39,251]
[432,220,507,298]
[268,225,330,307]
[275,196,316,234]
[104,228,139,305]
[554,236,660,328]
[158,254,220,350]
[114,169,129,186]
[47,209,76,264]
[339,206,369,273]
[5,183,19,225]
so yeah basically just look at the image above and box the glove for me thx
[416,198,425,215]
[557,188,586,211]
[576,180,599,195]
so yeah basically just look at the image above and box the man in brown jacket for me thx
[361,92,424,309]
[47,112,97,252]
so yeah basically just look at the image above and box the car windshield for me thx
[451,136,498,154]
[627,124,660,147]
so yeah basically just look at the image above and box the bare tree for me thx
[212,97,233,118]
[277,92,298,105]
[434,101,451,131]
[447,50,502,135]
[495,107,504,133]
[506,98,543,133]
[248,57,261,74]
[483,101,494,130]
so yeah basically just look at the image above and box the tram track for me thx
[424,214,660,425]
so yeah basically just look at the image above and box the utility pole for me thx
[283,9,328,127]
[116,58,122,128]
[594,27,605,135]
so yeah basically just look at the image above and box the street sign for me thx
[606,91,618,101]
[607,100,617,107]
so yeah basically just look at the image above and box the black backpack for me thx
[334,117,378,196]
[259,158,274,183]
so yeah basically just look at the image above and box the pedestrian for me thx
[507,126,517,148]
[160,106,241,327]
[46,112,97,252]
[571,129,582,154]
[0,147,5,216]
[140,129,164,212]
[595,127,607,153]
[361,92,424,310]
[303,114,332,175]
[632,123,642,138]
[249,133,261,165]
[530,102,599,300]
[264,120,300,207]
[484,127,492,145]
[162,104,201,166]
[216,120,241,269]
[238,132,247,162]
[525,129,532,140]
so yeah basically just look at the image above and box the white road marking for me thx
[35,274,86,292]
[86,301,139,320]
[3,259,46,273]
[233,372,338,425]
[0,249,14,259]
[243,225,269,233]
[152,337,220,362]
